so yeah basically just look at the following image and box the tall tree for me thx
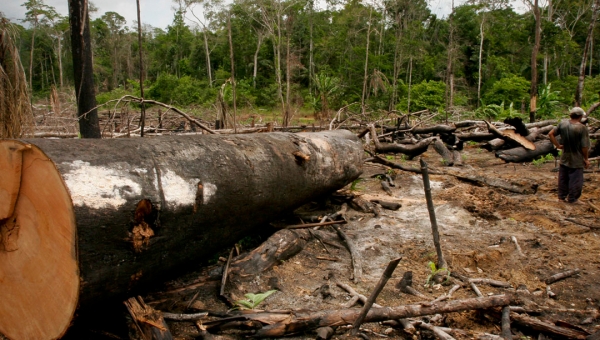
[575,0,600,106]
[529,0,541,122]
[68,0,101,138]
[22,0,56,92]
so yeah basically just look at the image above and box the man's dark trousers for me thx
[558,164,584,202]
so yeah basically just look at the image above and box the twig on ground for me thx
[545,268,581,285]
[162,312,209,321]
[351,257,401,335]
[511,236,525,257]
[470,282,484,297]
[418,322,457,340]
[332,224,363,283]
[336,282,382,308]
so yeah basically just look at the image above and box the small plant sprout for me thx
[386,155,394,160]
[531,153,555,167]
[425,261,450,287]
[235,290,277,310]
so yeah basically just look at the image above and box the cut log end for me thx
[0,140,79,340]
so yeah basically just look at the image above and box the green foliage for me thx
[235,290,277,310]
[483,75,530,107]
[96,86,137,105]
[398,80,446,112]
[425,261,450,286]
[475,100,519,120]
[532,153,555,167]
[536,84,561,119]
[147,74,216,106]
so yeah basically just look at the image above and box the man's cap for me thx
[570,107,586,116]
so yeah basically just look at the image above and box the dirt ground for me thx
[121,142,600,340]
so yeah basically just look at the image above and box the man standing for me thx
[548,107,591,204]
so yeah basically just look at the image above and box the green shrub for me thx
[482,74,530,107]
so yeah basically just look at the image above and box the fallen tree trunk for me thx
[0,130,363,340]
[249,294,513,337]
[495,140,556,163]
[369,125,436,158]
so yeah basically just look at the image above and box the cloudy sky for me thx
[3,0,522,31]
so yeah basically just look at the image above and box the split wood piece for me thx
[285,220,347,229]
[545,269,581,285]
[485,121,535,150]
[381,180,394,196]
[433,138,454,166]
[383,319,418,334]
[496,140,556,163]
[226,229,313,301]
[369,125,436,158]
[511,236,525,257]
[397,271,428,298]
[124,296,173,340]
[351,257,402,335]
[501,306,512,340]
[470,282,484,297]
[0,131,363,340]
[485,138,506,151]
[420,158,448,271]
[336,282,383,308]
[565,218,600,230]
[316,326,335,340]
[162,312,209,321]
[251,295,513,337]
[350,196,381,217]
[510,312,588,340]
[418,322,457,340]
[469,278,512,288]
[370,199,402,211]
[332,224,363,283]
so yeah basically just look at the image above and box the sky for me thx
[3,0,524,31]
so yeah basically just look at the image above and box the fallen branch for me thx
[470,282,484,297]
[162,312,208,321]
[418,322,456,340]
[336,282,383,308]
[469,278,512,288]
[332,224,363,283]
[510,312,588,339]
[545,269,581,285]
[251,295,513,337]
[565,218,600,229]
[285,220,347,229]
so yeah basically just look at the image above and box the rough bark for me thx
[495,140,555,163]
[68,0,101,138]
[0,131,362,340]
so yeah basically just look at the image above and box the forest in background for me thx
[5,0,600,126]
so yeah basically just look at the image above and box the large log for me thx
[0,130,363,340]
[495,140,556,163]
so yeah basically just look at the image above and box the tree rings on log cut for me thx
[0,140,79,340]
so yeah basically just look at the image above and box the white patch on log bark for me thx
[62,160,142,209]
[160,169,203,207]
[202,182,217,204]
